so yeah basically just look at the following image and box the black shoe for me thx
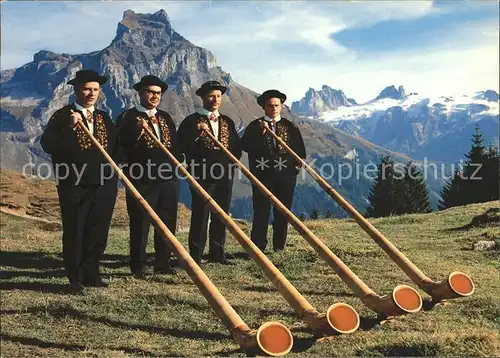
[132,270,146,279]
[209,256,234,265]
[68,282,85,294]
[84,277,109,288]
[153,266,175,275]
[170,258,180,267]
[219,257,235,265]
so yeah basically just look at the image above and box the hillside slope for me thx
[1,201,498,356]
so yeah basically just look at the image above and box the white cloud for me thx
[1,1,498,104]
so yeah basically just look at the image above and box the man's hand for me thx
[260,120,270,135]
[197,122,210,132]
[69,109,82,128]
[137,118,149,140]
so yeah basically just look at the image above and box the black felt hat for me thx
[257,89,287,107]
[133,75,168,93]
[195,80,227,97]
[67,70,108,86]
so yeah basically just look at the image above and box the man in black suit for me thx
[40,69,120,292]
[241,89,306,252]
[116,75,181,278]
[177,81,242,264]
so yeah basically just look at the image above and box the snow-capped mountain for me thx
[295,85,499,162]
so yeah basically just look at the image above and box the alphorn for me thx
[142,125,359,336]
[203,130,422,318]
[75,120,293,356]
[266,127,474,302]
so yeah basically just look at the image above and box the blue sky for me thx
[1,0,498,102]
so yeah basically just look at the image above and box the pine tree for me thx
[326,209,333,218]
[366,156,396,217]
[396,162,432,214]
[438,125,497,209]
[463,125,487,203]
[438,169,466,210]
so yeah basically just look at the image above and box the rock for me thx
[473,240,497,251]
[374,85,406,101]
[291,85,352,117]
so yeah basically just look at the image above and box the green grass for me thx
[1,201,499,356]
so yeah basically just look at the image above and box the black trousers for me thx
[251,173,297,251]
[126,180,179,274]
[188,178,233,262]
[57,179,117,284]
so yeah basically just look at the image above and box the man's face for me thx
[202,89,222,111]
[75,81,100,108]
[264,97,282,119]
[139,85,162,109]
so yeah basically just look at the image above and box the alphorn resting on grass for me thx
[265,127,474,303]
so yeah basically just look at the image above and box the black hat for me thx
[133,75,168,93]
[257,89,287,107]
[195,80,227,97]
[67,70,108,86]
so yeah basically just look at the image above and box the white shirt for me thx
[136,105,161,138]
[197,108,220,138]
[264,115,281,131]
[74,102,95,135]
[264,115,281,145]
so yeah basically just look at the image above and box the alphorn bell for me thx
[75,120,293,356]
[203,129,422,318]
[265,127,474,302]
[141,124,360,336]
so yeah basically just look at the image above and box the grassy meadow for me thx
[1,199,499,356]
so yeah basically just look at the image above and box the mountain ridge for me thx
[293,84,499,162]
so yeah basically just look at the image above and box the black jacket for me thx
[40,104,120,186]
[116,108,182,182]
[177,112,242,181]
[241,117,306,179]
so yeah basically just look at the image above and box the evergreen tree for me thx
[462,125,488,203]
[438,169,466,210]
[438,125,497,209]
[326,209,333,218]
[396,162,432,214]
[366,156,396,217]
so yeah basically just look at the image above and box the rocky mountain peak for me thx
[375,85,406,101]
[112,9,185,48]
[291,85,351,117]
[33,50,61,63]
[482,90,499,102]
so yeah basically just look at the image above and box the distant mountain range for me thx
[1,9,415,219]
[292,85,499,162]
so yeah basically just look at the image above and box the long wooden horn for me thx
[75,120,293,356]
[266,128,474,302]
[203,129,422,318]
[141,125,359,336]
